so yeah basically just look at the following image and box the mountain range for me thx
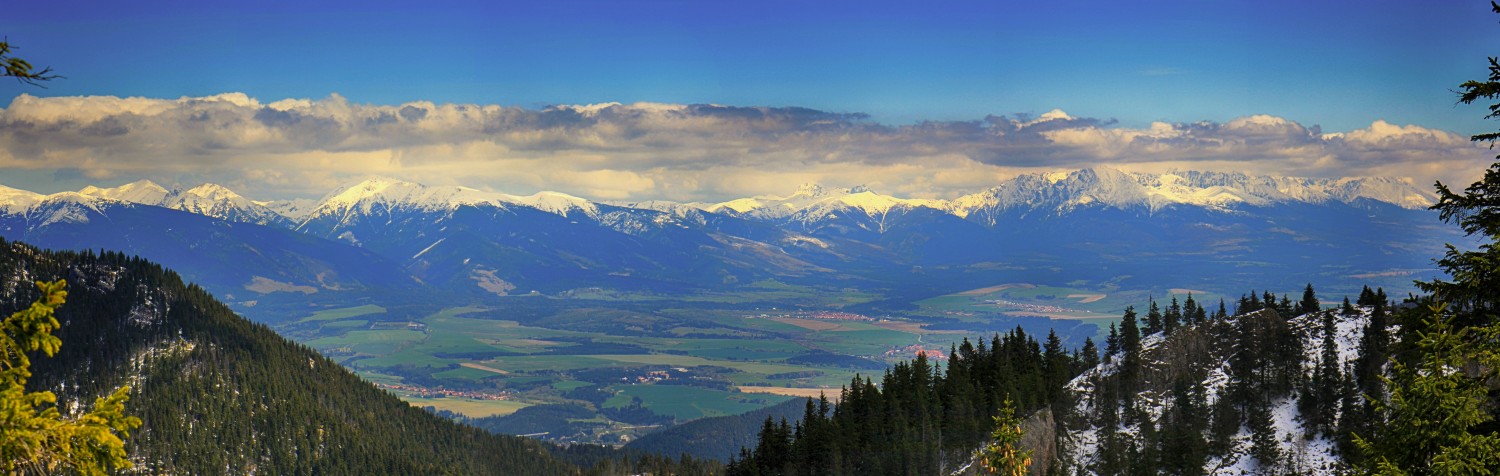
[0,167,1457,323]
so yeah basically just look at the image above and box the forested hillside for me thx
[3,239,581,474]
[1055,289,1392,474]
[723,286,1474,475]
[624,397,809,462]
[725,327,1092,475]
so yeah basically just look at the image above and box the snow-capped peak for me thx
[0,183,42,213]
[508,191,599,218]
[0,184,44,214]
[949,167,1436,219]
[703,183,946,222]
[163,183,289,226]
[182,183,243,201]
[791,183,827,199]
[79,179,170,205]
[303,177,601,222]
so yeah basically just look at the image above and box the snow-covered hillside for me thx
[1056,304,1387,475]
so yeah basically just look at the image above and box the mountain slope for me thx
[1053,302,1384,475]
[81,179,293,227]
[294,177,848,295]
[625,397,809,462]
[0,192,426,324]
[3,239,579,474]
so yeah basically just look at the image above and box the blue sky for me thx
[6,1,1497,132]
[2,1,1498,200]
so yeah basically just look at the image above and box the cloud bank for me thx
[0,93,1490,201]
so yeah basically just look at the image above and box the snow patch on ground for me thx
[1060,307,1376,475]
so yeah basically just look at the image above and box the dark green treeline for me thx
[726,326,1091,476]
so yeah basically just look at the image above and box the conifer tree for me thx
[1247,397,1280,471]
[1342,48,1500,458]
[1080,337,1099,370]
[1,280,141,475]
[1299,283,1320,316]
[1425,1,1500,320]
[1300,310,1342,437]
[1044,330,1070,403]
[1164,296,1182,335]
[978,398,1032,476]
[1145,298,1163,335]
[1355,298,1390,395]
[1277,294,1295,317]
[1357,286,1377,307]
[1207,391,1240,456]
[1104,323,1120,363]
[1184,293,1205,325]
[1118,306,1143,402]
[1159,377,1209,476]
[1355,304,1500,474]
[1244,290,1262,314]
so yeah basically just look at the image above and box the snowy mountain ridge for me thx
[78,179,289,226]
[298,177,601,226]
[703,166,1435,225]
[0,166,1434,229]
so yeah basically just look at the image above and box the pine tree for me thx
[1104,323,1120,363]
[1355,298,1390,395]
[1164,296,1182,336]
[1357,285,1377,307]
[1159,377,1209,476]
[1044,330,1070,404]
[1356,25,1500,468]
[1,280,141,475]
[1145,298,1163,335]
[1247,397,1280,471]
[1207,391,1240,457]
[1184,293,1205,325]
[1425,2,1500,321]
[1118,306,1143,402]
[1354,304,1500,474]
[1299,310,1342,437]
[1080,337,1099,370]
[978,398,1033,476]
[1299,283,1320,316]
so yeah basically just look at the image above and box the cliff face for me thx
[951,408,1056,476]
[1021,408,1057,476]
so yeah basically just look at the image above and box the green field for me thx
[604,384,793,421]
[285,286,1097,445]
[298,304,387,323]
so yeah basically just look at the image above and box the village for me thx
[375,381,513,401]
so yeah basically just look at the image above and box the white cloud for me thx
[0,93,1490,201]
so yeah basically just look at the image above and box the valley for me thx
[0,169,1465,446]
[274,278,1253,445]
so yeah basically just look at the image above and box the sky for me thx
[2,0,1499,201]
